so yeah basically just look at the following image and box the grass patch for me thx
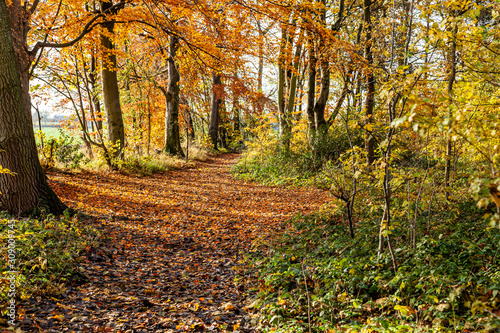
[111,146,209,176]
[33,127,62,141]
[118,154,183,176]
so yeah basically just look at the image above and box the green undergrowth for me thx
[242,211,500,332]
[117,154,179,176]
[36,129,209,176]
[0,211,99,319]
[233,128,363,187]
[233,149,318,187]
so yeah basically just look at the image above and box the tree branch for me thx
[29,0,40,14]
[29,1,127,59]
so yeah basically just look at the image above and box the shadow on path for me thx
[19,154,330,332]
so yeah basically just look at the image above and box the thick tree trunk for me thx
[162,35,184,157]
[6,0,32,121]
[209,72,222,149]
[0,0,66,215]
[100,0,125,159]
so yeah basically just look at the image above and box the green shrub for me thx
[54,131,85,169]
[233,126,364,187]
[36,130,85,169]
[243,211,500,332]
[0,211,99,312]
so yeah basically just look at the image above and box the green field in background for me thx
[34,127,62,140]
[34,127,84,146]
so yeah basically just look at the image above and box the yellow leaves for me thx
[337,291,347,302]
[0,165,15,176]
[0,164,15,194]
[143,288,156,295]
[429,295,439,303]
[50,314,65,321]
[189,302,200,311]
[394,304,414,317]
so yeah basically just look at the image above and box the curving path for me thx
[18,154,330,332]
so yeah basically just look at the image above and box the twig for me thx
[486,309,500,321]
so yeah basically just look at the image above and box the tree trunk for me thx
[0,0,66,215]
[209,72,223,149]
[89,55,103,137]
[306,32,317,135]
[100,0,125,159]
[6,0,32,122]
[314,60,329,133]
[218,101,228,149]
[162,35,184,157]
[282,28,304,151]
[256,38,265,115]
[364,0,375,165]
[181,97,195,141]
[445,21,458,202]
[277,27,287,141]
[233,97,240,135]
[313,1,330,134]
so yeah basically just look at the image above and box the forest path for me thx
[24,154,330,332]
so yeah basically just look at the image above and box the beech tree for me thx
[0,0,124,213]
[100,0,125,159]
[0,0,66,215]
[161,35,184,156]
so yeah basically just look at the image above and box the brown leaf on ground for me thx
[16,154,330,332]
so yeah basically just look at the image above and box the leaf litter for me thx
[14,154,330,332]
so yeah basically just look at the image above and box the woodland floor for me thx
[16,153,331,332]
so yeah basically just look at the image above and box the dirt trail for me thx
[19,154,331,332]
